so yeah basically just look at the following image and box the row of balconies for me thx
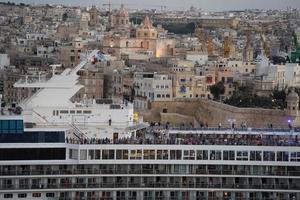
[1,183,299,190]
[1,169,300,177]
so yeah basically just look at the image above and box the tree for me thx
[224,87,286,109]
[271,90,286,109]
[210,81,225,100]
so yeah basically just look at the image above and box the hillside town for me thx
[0,1,300,127]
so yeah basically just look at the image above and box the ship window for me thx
[110,105,121,109]
[18,193,27,198]
[183,150,195,160]
[196,150,208,160]
[80,150,87,160]
[290,152,300,162]
[77,110,82,114]
[130,150,142,160]
[210,150,221,160]
[89,150,95,160]
[174,165,186,173]
[263,151,275,161]
[143,150,155,160]
[53,110,55,116]
[70,110,75,114]
[46,193,55,197]
[236,151,248,161]
[95,150,101,159]
[116,150,128,160]
[60,110,69,114]
[223,150,235,160]
[250,151,262,161]
[69,149,78,160]
[170,150,182,160]
[32,193,41,198]
[157,150,168,160]
[0,148,65,160]
[4,194,13,198]
[277,151,289,162]
[83,110,92,114]
[102,150,115,160]
[2,120,8,130]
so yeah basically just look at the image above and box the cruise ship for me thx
[1,50,300,200]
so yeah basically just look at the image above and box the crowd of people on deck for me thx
[66,128,300,147]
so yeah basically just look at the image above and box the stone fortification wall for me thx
[196,100,295,128]
[141,99,299,129]
[142,99,199,123]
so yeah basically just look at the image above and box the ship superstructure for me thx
[13,50,137,140]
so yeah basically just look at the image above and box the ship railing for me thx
[14,74,51,85]
[69,123,89,140]
[169,127,300,133]
[66,139,300,146]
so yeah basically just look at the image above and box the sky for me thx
[1,0,300,11]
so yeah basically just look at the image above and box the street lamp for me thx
[288,119,293,130]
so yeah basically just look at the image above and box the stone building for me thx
[286,89,299,117]
[216,67,235,98]
[14,55,55,73]
[102,15,175,59]
[133,72,173,110]
[112,69,134,102]
[198,17,240,29]
[110,4,130,30]
[56,24,79,42]
[59,38,85,68]
[2,67,38,105]
[89,6,100,26]
[72,68,104,102]
[0,54,10,69]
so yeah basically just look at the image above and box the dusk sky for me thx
[1,0,300,11]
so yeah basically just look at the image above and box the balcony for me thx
[2,169,300,177]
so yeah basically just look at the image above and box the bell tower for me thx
[286,88,299,117]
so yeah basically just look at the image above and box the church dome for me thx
[140,15,154,29]
[116,4,129,17]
